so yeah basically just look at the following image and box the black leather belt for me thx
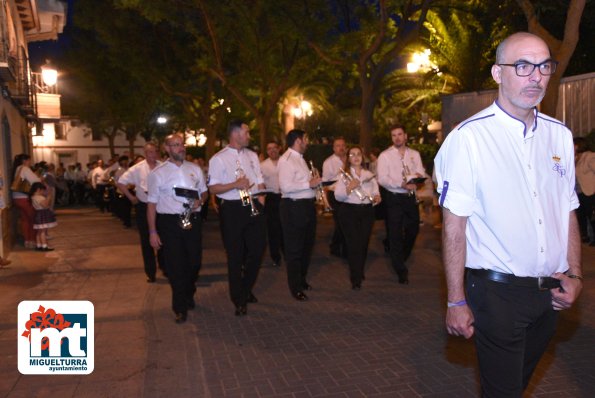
[468,268,561,290]
[389,191,415,197]
[282,198,315,202]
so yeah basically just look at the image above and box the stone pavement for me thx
[0,206,593,398]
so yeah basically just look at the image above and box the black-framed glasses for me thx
[497,60,558,77]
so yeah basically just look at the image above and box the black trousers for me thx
[466,271,558,397]
[95,184,108,212]
[280,198,316,294]
[157,213,202,314]
[328,191,346,255]
[219,199,266,307]
[136,201,164,279]
[385,192,419,274]
[265,193,283,264]
[114,194,132,227]
[337,203,374,285]
[577,192,594,242]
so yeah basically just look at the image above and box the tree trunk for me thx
[359,78,377,154]
[517,0,586,117]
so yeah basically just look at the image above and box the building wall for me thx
[31,120,149,167]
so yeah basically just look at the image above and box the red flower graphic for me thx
[21,305,72,350]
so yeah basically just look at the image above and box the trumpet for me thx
[309,160,332,213]
[179,199,195,230]
[339,168,374,202]
[236,161,259,217]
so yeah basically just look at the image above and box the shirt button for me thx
[538,219,542,224]
[540,247,544,253]
[533,192,537,197]
[528,164,532,169]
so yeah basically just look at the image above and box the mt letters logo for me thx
[18,300,94,375]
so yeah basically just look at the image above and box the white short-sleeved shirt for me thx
[434,101,579,277]
[278,148,315,199]
[334,167,379,205]
[11,166,41,199]
[147,160,207,214]
[322,154,343,191]
[260,158,280,194]
[377,147,426,193]
[208,146,264,200]
[118,160,161,203]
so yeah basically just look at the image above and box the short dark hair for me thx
[286,129,305,148]
[389,124,406,133]
[227,119,246,135]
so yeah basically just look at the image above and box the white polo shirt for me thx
[377,146,426,194]
[278,148,315,200]
[434,101,579,277]
[118,159,161,203]
[208,146,264,201]
[322,154,343,191]
[260,158,280,194]
[147,160,207,214]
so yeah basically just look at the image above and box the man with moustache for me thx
[435,32,583,396]
[278,129,321,301]
[208,120,266,316]
[260,140,284,267]
[147,134,208,324]
[117,142,165,283]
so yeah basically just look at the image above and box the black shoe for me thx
[247,293,258,303]
[187,299,196,310]
[146,276,156,283]
[397,270,409,285]
[292,291,308,301]
[302,282,312,291]
[234,305,247,316]
[352,283,361,290]
[271,261,281,267]
[175,312,187,324]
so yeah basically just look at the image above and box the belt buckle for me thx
[538,277,547,290]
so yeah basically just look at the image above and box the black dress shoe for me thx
[234,305,247,316]
[146,276,156,283]
[352,283,361,290]
[397,270,409,285]
[175,312,187,323]
[292,291,308,301]
[247,293,258,303]
[302,282,312,291]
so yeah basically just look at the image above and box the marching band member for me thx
[208,120,266,316]
[147,133,207,324]
[322,137,347,257]
[278,129,321,301]
[117,142,164,283]
[260,140,283,267]
[334,146,381,290]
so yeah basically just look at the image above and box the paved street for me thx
[0,206,594,397]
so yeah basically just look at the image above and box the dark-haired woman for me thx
[11,154,41,249]
[334,146,381,290]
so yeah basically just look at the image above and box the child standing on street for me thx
[29,182,57,251]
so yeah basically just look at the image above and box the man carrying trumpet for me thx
[208,120,266,316]
[278,129,321,301]
[147,133,208,324]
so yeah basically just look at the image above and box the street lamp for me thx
[156,116,168,125]
[407,49,438,74]
[41,60,58,87]
[292,100,313,119]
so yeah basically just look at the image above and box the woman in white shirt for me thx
[334,146,381,290]
[11,154,41,249]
